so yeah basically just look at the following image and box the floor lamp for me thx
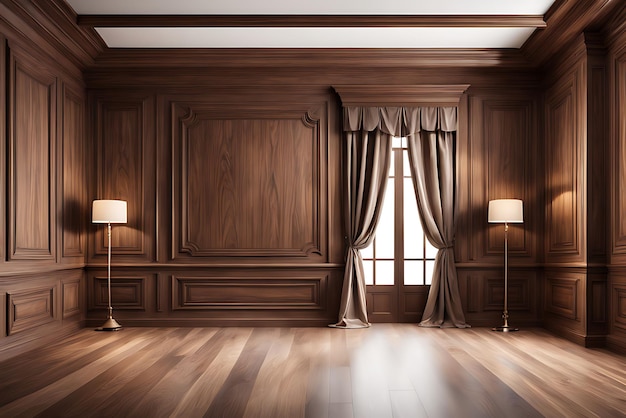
[92,199,127,331]
[488,199,523,332]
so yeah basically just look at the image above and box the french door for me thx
[362,137,437,322]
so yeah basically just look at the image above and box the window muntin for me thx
[361,137,437,286]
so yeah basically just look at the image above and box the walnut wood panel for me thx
[61,279,80,319]
[6,286,55,335]
[608,272,626,352]
[8,47,56,261]
[485,277,530,312]
[544,65,584,261]
[587,272,607,326]
[60,84,86,260]
[545,275,580,321]
[612,51,626,256]
[0,34,6,265]
[92,95,156,263]
[172,101,326,260]
[90,275,146,311]
[468,96,537,263]
[613,285,626,329]
[172,275,324,310]
[586,40,608,264]
[458,268,539,327]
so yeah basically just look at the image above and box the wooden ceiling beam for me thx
[77,14,546,28]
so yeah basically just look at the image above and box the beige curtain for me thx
[332,107,412,328]
[406,107,469,328]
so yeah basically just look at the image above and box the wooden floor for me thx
[0,325,624,418]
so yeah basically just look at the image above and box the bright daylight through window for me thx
[361,137,437,286]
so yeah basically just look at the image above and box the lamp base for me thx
[492,325,519,332]
[96,317,122,332]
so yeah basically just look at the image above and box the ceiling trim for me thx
[78,14,547,28]
[91,48,532,69]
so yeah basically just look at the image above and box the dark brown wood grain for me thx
[61,84,87,260]
[78,14,547,28]
[8,48,56,261]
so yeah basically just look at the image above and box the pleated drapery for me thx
[333,106,468,329]
[406,108,469,328]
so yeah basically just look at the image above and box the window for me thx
[361,137,437,286]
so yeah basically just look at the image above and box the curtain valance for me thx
[343,106,457,135]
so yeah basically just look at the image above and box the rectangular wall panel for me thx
[545,66,584,261]
[93,95,156,263]
[61,85,86,259]
[8,50,56,261]
[172,275,324,310]
[466,95,537,265]
[613,54,626,255]
[90,275,146,311]
[171,102,326,260]
[62,280,81,319]
[546,276,580,320]
[613,284,626,332]
[7,286,56,335]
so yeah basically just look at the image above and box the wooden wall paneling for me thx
[7,285,56,336]
[171,274,324,310]
[544,268,586,343]
[170,99,328,262]
[7,45,56,263]
[91,94,156,263]
[457,268,539,327]
[86,270,154,326]
[62,278,80,319]
[608,271,626,352]
[611,49,626,259]
[90,273,147,311]
[544,60,586,263]
[585,34,608,264]
[84,268,342,327]
[606,8,626,352]
[466,93,538,264]
[0,33,6,266]
[586,269,607,338]
[0,271,84,360]
[59,83,87,263]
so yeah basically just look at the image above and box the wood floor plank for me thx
[243,328,297,418]
[0,328,167,416]
[305,328,332,418]
[203,328,277,418]
[169,327,253,417]
[0,325,624,418]
[32,329,181,417]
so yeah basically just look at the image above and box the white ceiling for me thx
[66,0,557,49]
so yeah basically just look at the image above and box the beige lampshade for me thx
[488,199,523,223]
[92,200,127,224]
